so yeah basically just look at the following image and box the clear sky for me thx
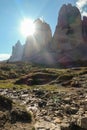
[0,0,87,60]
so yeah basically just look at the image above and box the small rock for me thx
[38,100,47,108]
[63,97,71,104]
[77,116,87,129]
[54,118,62,124]
[61,123,70,130]
[65,106,78,115]
[71,80,81,88]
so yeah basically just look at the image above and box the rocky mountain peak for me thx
[9,40,23,62]
[52,3,83,53]
[34,18,51,33]
[34,18,44,24]
[15,40,22,47]
[9,4,87,65]
[58,4,81,28]
[22,18,52,62]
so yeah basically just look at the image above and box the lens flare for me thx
[20,18,35,37]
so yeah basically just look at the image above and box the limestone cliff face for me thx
[82,16,87,42]
[34,19,52,49]
[9,40,23,62]
[22,19,52,63]
[9,4,87,66]
[53,4,83,52]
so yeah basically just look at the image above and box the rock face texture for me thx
[9,40,23,62]
[22,18,53,64]
[82,16,87,42]
[53,4,83,52]
[9,4,87,66]
[51,4,87,65]
[34,18,52,50]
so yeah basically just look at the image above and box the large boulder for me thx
[53,4,83,52]
[9,40,23,62]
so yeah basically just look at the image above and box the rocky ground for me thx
[0,63,87,130]
[0,77,87,130]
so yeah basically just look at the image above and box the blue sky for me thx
[0,0,87,60]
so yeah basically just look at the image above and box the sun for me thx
[20,18,35,37]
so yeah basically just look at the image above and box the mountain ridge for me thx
[9,4,87,67]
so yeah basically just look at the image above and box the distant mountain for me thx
[9,4,87,67]
[9,40,23,62]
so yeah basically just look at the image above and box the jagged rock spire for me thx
[9,40,23,62]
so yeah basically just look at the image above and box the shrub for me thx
[0,95,12,110]
[11,107,32,123]
[58,74,73,82]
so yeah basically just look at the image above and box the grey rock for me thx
[61,123,70,130]
[9,40,23,62]
[77,116,87,129]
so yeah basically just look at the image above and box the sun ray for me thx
[20,18,35,37]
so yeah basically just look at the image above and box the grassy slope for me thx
[0,62,87,91]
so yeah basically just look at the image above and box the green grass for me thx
[0,81,13,89]
[0,62,87,91]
